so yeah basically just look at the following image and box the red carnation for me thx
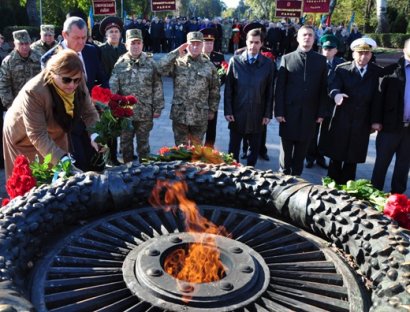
[91,86,112,104]
[125,95,138,105]
[110,94,123,102]
[221,61,229,71]
[1,198,10,207]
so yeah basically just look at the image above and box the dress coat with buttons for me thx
[324,61,383,163]
[224,51,275,134]
[274,48,328,142]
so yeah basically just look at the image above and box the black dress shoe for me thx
[316,158,328,169]
[259,153,270,161]
[305,160,314,168]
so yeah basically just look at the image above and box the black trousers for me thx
[327,160,357,185]
[205,112,217,148]
[279,138,310,176]
[371,127,410,194]
[229,130,262,167]
[242,125,267,156]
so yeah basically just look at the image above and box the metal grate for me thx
[30,206,368,312]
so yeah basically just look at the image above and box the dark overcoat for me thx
[324,61,382,163]
[274,48,328,142]
[224,51,275,134]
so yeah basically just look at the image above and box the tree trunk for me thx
[376,0,388,33]
[364,0,374,33]
[26,0,40,26]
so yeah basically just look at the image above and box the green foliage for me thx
[322,177,388,211]
[367,33,410,48]
[30,154,73,186]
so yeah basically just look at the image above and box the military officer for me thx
[200,27,225,148]
[157,31,220,146]
[99,16,128,165]
[30,24,58,56]
[110,29,164,162]
[0,30,41,109]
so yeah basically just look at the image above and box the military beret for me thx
[187,31,203,42]
[200,28,217,41]
[13,30,31,43]
[126,29,143,41]
[243,22,266,34]
[41,24,55,35]
[100,16,124,36]
[350,37,377,52]
[320,34,339,49]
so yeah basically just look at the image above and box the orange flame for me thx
[149,180,227,284]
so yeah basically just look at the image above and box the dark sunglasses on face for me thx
[61,76,81,84]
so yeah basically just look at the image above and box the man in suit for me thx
[224,28,275,167]
[306,34,345,169]
[371,39,410,194]
[275,25,328,176]
[325,37,382,184]
[41,16,109,171]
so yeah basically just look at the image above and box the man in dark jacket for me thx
[325,37,382,184]
[224,28,275,166]
[371,39,410,194]
[275,25,328,176]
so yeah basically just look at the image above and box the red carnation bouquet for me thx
[90,86,137,146]
[217,60,229,78]
[2,155,37,206]
[384,194,410,230]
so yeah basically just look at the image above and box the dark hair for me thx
[246,28,264,42]
[298,25,315,37]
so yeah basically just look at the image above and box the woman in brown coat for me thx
[3,49,99,179]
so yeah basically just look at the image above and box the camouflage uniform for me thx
[157,49,220,146]
[30,39,58,56]
[221,22,233,53]
[110,52,164,162]
[0,49,42,109]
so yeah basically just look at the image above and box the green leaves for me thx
[322,177,388,211]
[29,154,73,185]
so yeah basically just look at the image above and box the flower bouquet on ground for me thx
[89,86,137,166]
[322,177,410,230]
[2,154,73,206]
[144,145,239,166]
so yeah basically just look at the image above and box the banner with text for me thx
[302,0,329,13]
[93,0,116,16]
[275,1,302,18]
[152,0,176,12]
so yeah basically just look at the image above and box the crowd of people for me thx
[0,13,409,196]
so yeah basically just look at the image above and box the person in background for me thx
[0,30,42,110]
[221,19,232,54]
[110,29,164,163]
[275,25,328,176]
[371,39,410,194]
[200,27,225,148]
[306,34,344,169]
[224,28,275,167]
[0,33,12,61]
[3,50,99,179]
[157,31,220,146]
[325,37,382,184]
[150,16,164,53]
[30,24,58,56]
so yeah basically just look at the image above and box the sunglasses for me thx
[61,76,81,84]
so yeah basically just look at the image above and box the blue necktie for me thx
[249,57,255,64]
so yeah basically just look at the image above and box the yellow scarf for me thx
[51,80,75,117]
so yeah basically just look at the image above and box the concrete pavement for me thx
[0,53,408,200]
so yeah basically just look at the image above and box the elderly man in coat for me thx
[325,37,383,184]
[224,28,276,166]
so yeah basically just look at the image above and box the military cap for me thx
[13,30,31,43]
[350,37,377,52]
[40,24,55,35]
[126,29,143,41]
[187,31,203,42]
[320,34,339,49]
[200,28,217,41]
[99,16,124,36]
[243,22,266,34]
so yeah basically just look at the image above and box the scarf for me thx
[51,80,75,117]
